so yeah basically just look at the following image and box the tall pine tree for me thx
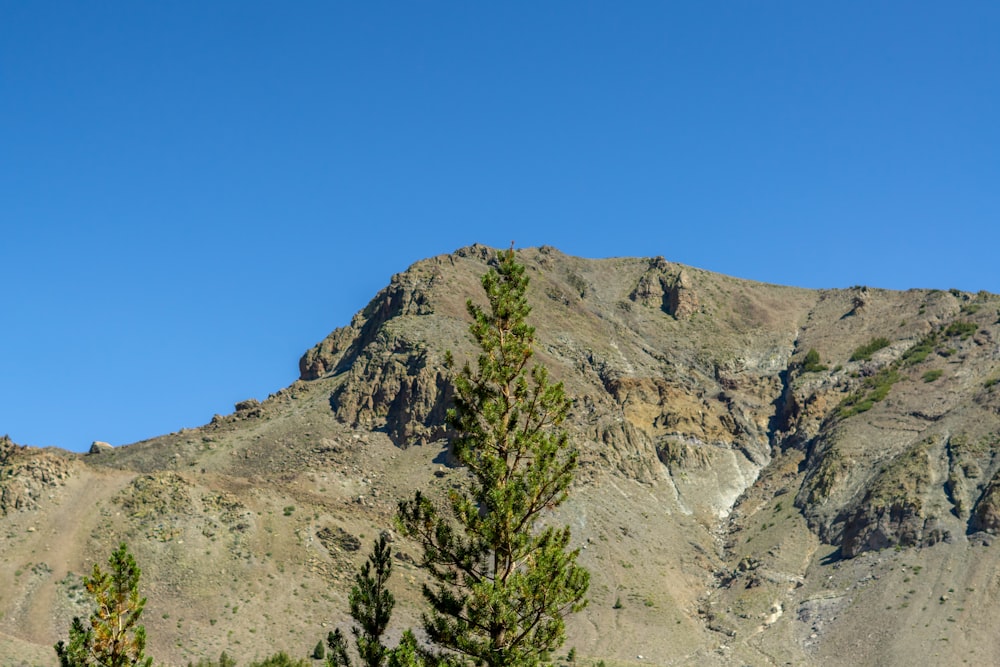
[398,247,589,667]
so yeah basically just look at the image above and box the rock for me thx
[0,444,74,515]
[89,441,113,454]
[667,270,700,319]
[234,398,263,419]
[234,398,261,412]
[970,470,1000,534]
[627,259,699,320]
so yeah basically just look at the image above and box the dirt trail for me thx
[10,466,136,646]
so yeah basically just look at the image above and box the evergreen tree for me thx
[55,542,153,667]
[397,247,590,667]
[327,534,425,667]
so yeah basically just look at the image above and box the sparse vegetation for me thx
[944,321,978,340]
[187,652,236,667]
[839,369,901,417]
[922,370,943,383]
[960,303,981,315]
[850,337,891,362]
[802,348,828,372]
[902,332,938,366]
[247,654,310,667]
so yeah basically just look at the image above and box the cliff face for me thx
[4,246,1000,666]
[299,246,1000,547]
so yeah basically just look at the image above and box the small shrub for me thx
[902,333,938,366]
[944,321,978,340]
[922,370,943,383]
[613,597,623,609]
[839,369,901,417]
[851,337,891,362]
[283,505,295,516]
[802,349,828,372]
[247,653,310,667]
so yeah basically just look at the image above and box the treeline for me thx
[54,249,590,667]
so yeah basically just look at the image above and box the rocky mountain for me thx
[3,244,1000,666]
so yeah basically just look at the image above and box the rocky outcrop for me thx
[89,440,113,454]
[627,258,699,319]
[667,269,700,319]
[0,436,73,515]
[329,336,452,448]
[299,265,440,382]
[838,442,950,557]
[970,469,1000,533]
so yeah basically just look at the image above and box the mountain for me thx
[2,244,1000,666]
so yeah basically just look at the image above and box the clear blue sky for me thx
[2,3,998,452]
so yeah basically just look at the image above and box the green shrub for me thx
[802,349,828,372]
[188,653,236,667]
[839,369,901,417]
[248,653,310,667]
[901,333,937,366]
[922,370,943,383]
[944,321,978,340]
[850,337,891,362]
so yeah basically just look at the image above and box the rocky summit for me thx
[3,244,1000,666]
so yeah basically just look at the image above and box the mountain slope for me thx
[3,245,1000,666]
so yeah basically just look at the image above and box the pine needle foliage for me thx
[55,542,153,667]
[398,247,590,667]
[327,534,427,667]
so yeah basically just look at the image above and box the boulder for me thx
[89,441,113,454]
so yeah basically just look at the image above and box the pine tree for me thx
[55,542,153,667]
[327,533,425,667]
[397,247,590,667]
[314,639,327,660]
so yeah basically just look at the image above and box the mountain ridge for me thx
[3,244,1000,666]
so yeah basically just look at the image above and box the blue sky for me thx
[2,2,998,452]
